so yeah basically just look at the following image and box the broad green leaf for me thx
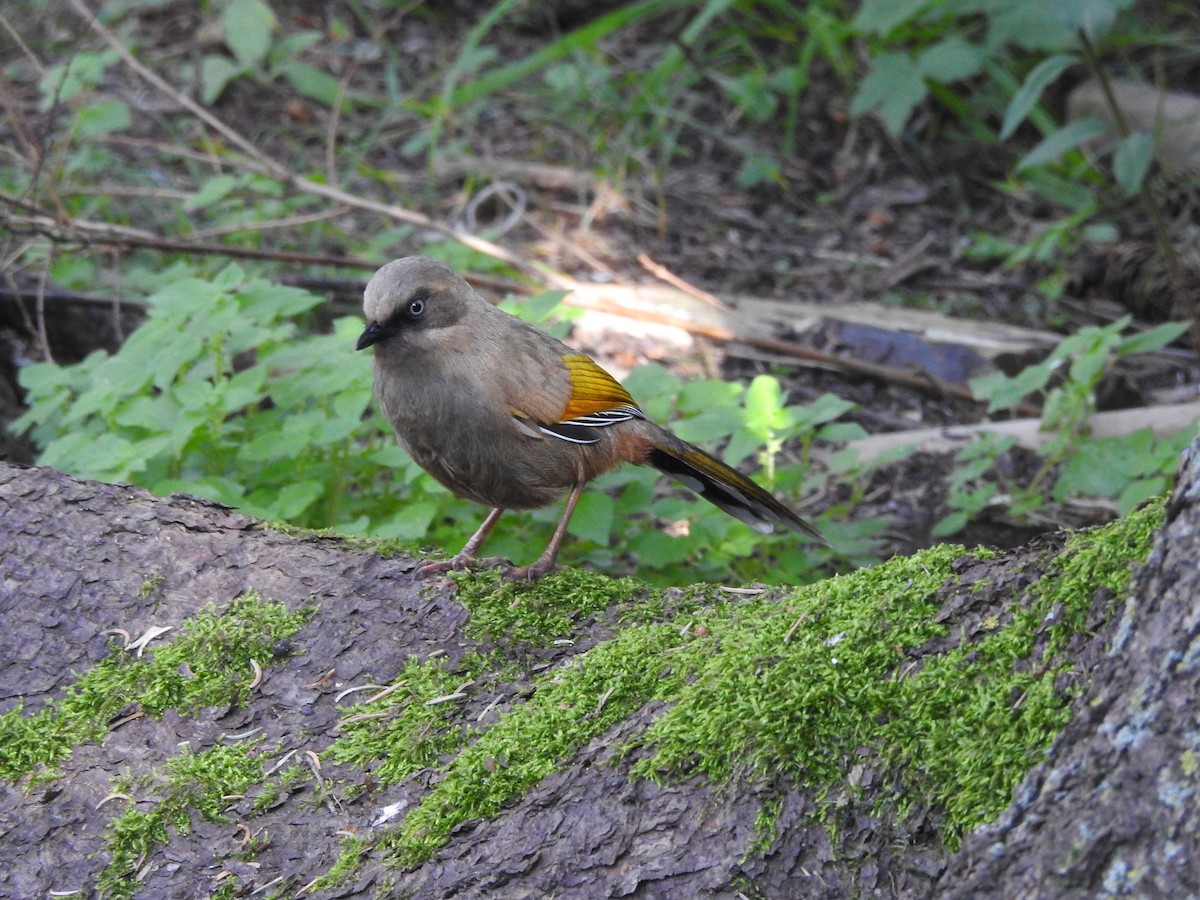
[41,432,139,481]
[986,4,1073,51]
[267,31,322,68]
[373,501,440,541]
[850,53,927,134]
[270,480,325,520]
[74,98,131,137]
[817,422,868,443]
[39,50,118,108]
[969,363,1052,412]
[678,378,741,414]
[1000,54,1076,140]
[917,36,985,84]
[1053,0,1133,43]
[670,407,744,445]
[1117,476,1166,516]
[931,511,969,538]
[280,62,341,106]
[851,0,933,36]
[1112,131,1153,195]
[1016,119,1108,170]
[737,154,783,188]
[185,174,239,211]
[627,528,692,568]
[222,0,277,68]
[201,55,244,105]
[744,375,788,434]
[1118,321,1189,356]
[569,492,614,545]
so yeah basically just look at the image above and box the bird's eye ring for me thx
[408,298,425,317]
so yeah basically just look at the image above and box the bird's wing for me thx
[503,345,644,446]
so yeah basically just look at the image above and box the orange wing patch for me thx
[560,354,639,419]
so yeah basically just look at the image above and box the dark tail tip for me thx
[648,445,826,544]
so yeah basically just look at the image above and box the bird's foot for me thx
[413,553,559,582]
[500,556,559,581]
[412,555,510,578]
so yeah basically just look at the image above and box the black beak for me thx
[356,322,383,351]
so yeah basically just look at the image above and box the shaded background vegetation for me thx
[1,0,1198,584]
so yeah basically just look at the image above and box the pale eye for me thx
[408,298,425,316]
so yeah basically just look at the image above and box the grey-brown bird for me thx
[357,257,823,579]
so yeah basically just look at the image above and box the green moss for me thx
[362,500,1160,871]
[628,545,967,785]
[456,567,647,647]
[380,615,691,867]
[308,835,371,894]
[307,499,1161,886]
[0,591,314,781]
[354,548,963,869]
[886,502,1160,838]
[99,741,265,900]
[326,653,482,784]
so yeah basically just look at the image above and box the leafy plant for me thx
[935,318,1192,536]
[199,0,343,105]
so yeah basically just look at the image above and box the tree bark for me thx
[0,450,1196,898]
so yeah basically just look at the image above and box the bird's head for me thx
[356,257,475,353]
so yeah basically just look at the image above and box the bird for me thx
[356,256,824,579]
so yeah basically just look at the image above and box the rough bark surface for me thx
[0,453,1196,898]
[935,443,1200,898]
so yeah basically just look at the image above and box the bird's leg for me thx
[506,483,584,580]
[413,507,506,577]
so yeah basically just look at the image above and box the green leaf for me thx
[222,0,277,68]
[1117,476,1166,516]
[41,432,140,481]
[795,393,856,429]
[270,480,325,520]
[723,430,765,469]
[987,4,1073,51]
[1016,119,1108,171]
[1053,0,1131,43]
[267,31,322,68]
[507,290,568,324]
[627,528,692,568]
[280,62,342,106]
[677,377,741,414]
[185,174,240,211]
[737,154,783,188]
[1055,430,1160,498]
[1000,54,1076,140]
[712,72,777,122]
[670,407,745,446]
[201,56,245,105]
[850,52,927,134]
[74,98,131,137]
[744,375,787,435]
[570,492,614,545]
[917,36,984,84]
[1112,131,1153,196]
[931,511,969,538]
[373,501,440,541]
[969,363,1052,412]
[850,0,933,36]
[817,422,868,442]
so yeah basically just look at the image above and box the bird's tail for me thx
[646,434,825,543]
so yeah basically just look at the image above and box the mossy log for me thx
[0,449,1196,898]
